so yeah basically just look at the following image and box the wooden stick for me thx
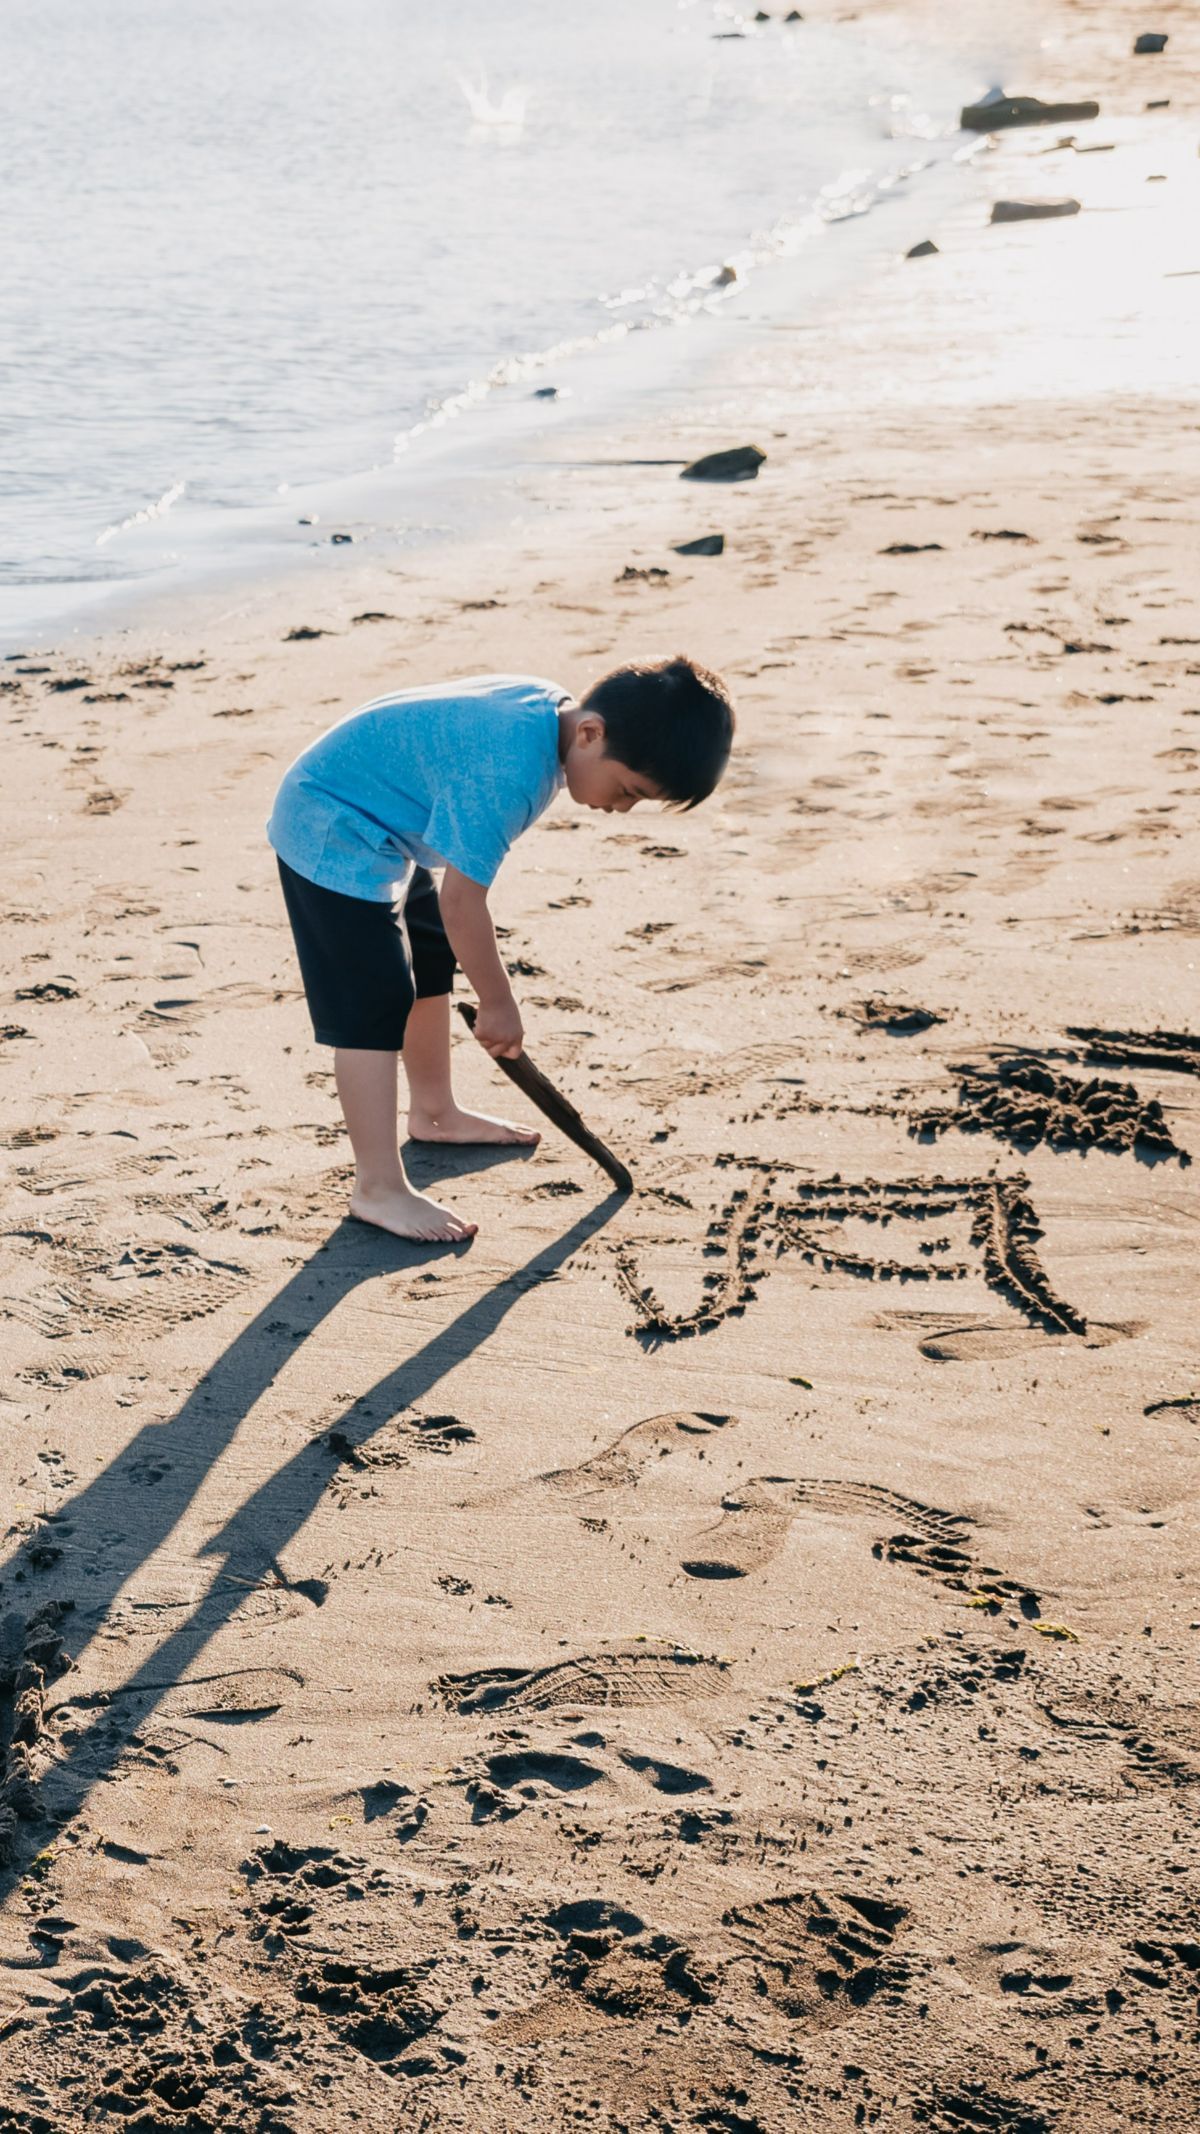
[457,1002,633,1194]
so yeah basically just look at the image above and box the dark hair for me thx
[581,653,735,810]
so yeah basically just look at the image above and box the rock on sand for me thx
[961,92,1100,130]
[991,198,1082,224]
[680,446,765,483]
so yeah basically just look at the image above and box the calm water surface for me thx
[1,0,1027,631]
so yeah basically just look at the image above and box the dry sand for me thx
[2,4,1199,2129]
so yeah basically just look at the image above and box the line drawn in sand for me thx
[613,1171,1088,1342]
[911,1058,1188,1164]
[612,1178,774,1341]
[1065,1024,1200,1079]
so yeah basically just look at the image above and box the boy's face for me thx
[563,713,663,813]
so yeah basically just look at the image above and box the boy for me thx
[267,655,735,1242]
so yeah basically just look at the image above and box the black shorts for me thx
[276,856,457,1050]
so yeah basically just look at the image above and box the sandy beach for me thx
[2,3,1199,2128]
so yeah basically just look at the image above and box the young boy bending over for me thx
[266,655,735,1241]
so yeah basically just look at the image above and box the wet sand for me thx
[2,4,1199,2128]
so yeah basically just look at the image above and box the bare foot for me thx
[407,1103,540,1148]
[348,1181,477,1242]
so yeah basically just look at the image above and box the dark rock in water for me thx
[1145,97,1170,109]
[881,542,943,555]
[674,534,725,556]
[1134,32,1168,54]
[617,565,670,582]
[973,528,1035,542]
[533,385,559,399]
[991,197,1081,223]
[906,239,939,258]
[284,626,330,640]
[754,9,772,19]
[681,445,765,483]
[961,93,1100,131]
[785,8,804,18]
[330,531,353,544]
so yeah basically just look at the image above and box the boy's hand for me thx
[472,992,524,1060]
[437,872,524,1056]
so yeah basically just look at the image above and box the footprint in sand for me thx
[721,1886,910,2024]
[12,1148,180,1198]
[1038,1690,1200,1790]
[679,1476,1040,1613]
[459,1741,713,1823]
[16,1352,115,1388]
[914,2083,1053,2134]
[0,1235,252,1347]
[130,981,291,1065]
[680,1475,967,1581]
[0,1599,74,1860]
[873,1308,1139,1362]
[159,1666,303,1725]
[533,1408,736,1499]
[432,1645,727,1716]
[627,1041,796,1108]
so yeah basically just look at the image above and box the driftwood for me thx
[457,1002,633,1194]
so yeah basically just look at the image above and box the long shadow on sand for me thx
[0,1191,621,1896]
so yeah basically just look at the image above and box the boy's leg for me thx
[399,870,539,1147]
[402,994,539,1147]
[335,1046,477,1243]
[275,855,477,1242]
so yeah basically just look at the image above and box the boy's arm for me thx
[438,866,523,1059]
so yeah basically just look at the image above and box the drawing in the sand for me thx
[614,1169,1091,1341]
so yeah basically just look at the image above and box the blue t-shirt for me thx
[266,673,568,902]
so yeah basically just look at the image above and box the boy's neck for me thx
[557,701,581,763]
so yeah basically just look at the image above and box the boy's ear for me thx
[576,711,606,749]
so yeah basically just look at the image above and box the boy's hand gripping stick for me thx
[457,1001,633,1195]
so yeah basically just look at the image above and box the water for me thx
[1,0,1031,638]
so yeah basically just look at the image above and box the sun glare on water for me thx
[455,71,531,135]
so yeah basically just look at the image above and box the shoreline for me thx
[3,3,1200,2128]
[6,0,1039,656]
